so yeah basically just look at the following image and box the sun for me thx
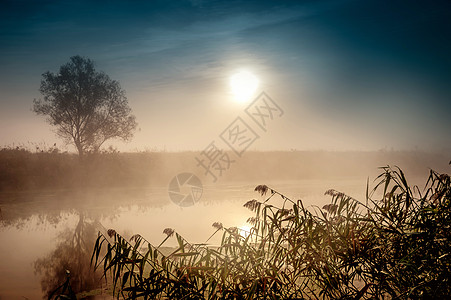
[230,70,259,103]
[239,225,252,238]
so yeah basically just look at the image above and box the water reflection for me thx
[34,213,102,298]
[0,180,367,298]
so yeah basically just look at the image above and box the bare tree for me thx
[33,56,137,157]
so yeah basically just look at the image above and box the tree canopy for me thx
[33,56,137,156]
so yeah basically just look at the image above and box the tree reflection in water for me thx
[34,213,102,298]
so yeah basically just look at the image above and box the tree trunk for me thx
[75,141,84,160]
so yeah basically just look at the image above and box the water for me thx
[0,179,379,299]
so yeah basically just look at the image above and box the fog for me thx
[0,149,448,298]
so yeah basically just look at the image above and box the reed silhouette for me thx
[91,166,451,299]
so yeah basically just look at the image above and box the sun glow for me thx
[230,70,259,103]
[239,225,252,238]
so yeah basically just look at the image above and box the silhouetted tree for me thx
[33,56,137,157]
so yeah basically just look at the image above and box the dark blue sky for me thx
[1,0,450,152]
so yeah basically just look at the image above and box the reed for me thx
[91,165,450,299]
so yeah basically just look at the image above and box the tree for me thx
[33,56,137,157]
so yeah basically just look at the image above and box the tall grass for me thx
[91,166,450,299]
[0,145,153,191]
[0,146,446,192]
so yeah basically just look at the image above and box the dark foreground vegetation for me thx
[90,166,450,299]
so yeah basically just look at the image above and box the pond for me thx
[0,178,377,299]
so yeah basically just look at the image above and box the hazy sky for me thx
[1,0,450,152]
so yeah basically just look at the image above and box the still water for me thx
[0,179,369,299]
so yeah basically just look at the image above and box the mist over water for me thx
[0,150,447,298]
[1,0,450,298]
